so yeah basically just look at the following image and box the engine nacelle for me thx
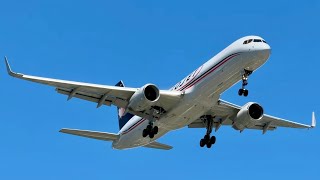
[127,84,160,112]
[232,102,264,130]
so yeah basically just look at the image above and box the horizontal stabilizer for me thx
[144,141,173,150]
[60,128,118,141]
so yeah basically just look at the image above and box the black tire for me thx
[243,89,248,97]
[153,126,159,134]
[204,134,210,141]
[206,142,212,148]
[200,139,206,147]
[149,132,155,138]
[238,89,243,96]
[142,129,148,137]
[210,136,216,145]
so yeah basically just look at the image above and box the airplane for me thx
[5,35,316,150]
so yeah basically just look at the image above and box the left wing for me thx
[189,99,316,134]
[5,57,182,119]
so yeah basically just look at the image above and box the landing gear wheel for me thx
[206,142,212,148]
[200,139,206,147]
[210,136,216,145]
[153,126,158,134]
[204,134,210,141]
[243,89,249,97]
[143,124,159,138]
[238,89,244,96]
[149,131,155,138]
[142,129,148,137]
[147,125,152,131]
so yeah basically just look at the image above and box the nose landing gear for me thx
[199,115,216,149]
[238,70,252,97]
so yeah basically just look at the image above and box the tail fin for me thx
[115,81,134,130]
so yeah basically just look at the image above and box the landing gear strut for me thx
[238,70,252,97]
[199,115,216,148]
[142,123,159,139]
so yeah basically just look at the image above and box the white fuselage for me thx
[113,36,271,150]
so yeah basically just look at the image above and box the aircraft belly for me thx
[113,121,170,149]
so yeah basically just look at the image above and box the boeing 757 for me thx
[5,35,316,150]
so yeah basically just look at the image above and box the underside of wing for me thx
[188,99,315,134]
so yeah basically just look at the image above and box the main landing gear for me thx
[238,70,252,97]
[200,115,216,148]
[142,123,159,139]
[142,106,165,139]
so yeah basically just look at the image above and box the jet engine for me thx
[127,84,160,112]
[232,102,264,130]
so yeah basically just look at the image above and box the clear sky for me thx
[1,0,319,179]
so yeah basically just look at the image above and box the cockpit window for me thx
[243,39,253,44]
[244,38,267,44]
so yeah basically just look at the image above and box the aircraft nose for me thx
[257,43,271,59]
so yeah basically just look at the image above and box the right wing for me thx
[5,57,182,119]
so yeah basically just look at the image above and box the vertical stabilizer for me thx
[115,81,134,129]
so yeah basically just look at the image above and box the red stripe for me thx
[176,65,203,91]
[122,118,146,135]
[182,54,238,90]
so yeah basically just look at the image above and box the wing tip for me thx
[59,128,67,133]
[4,56,22,77]
[311,112,316,128]
[4,56,12,75]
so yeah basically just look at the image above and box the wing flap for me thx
[60,128,119,141]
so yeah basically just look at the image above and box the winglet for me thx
[311,112,316,128]
[4,56,22,77]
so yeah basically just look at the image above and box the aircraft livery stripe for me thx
[182,53,240,90]
[122,118,146,135]
[178,52,240,91]
[176,53,237,91]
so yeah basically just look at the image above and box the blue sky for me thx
[1,0,319,179]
